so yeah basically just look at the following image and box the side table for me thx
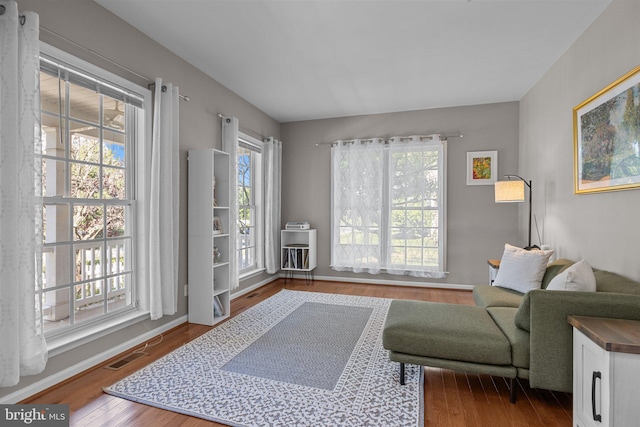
[568,315,640,427]
[487,259,500,285]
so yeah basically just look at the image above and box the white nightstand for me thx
[568,316,640,427]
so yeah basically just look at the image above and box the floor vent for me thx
[246,292,259,299]
[105,352,147,371]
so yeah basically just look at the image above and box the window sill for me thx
[47,309,150,358]
[240,267,266,281]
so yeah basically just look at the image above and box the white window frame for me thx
[39,43,152,355]
[237,132,264,278]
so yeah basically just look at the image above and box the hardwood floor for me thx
[23,279,572,426]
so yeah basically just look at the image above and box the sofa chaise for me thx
[382,258,640,402]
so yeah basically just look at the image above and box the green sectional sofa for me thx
[382,259,640,402]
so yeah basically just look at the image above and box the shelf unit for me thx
[281,229,317,280]
[188,149,231,326]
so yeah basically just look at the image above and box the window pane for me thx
[339,226,352,245]
[70,162,100,199]
[104,99,126,132]
[107,273,131,313]
[73,205,104,240]
[41,120,66,158]
[406,247,422,266]
[44,202,71,243]
[239,248,254,270]
[70,131,100,163]
[106,240,128,275]
[43,287,72,332]
[75,244,103,281]
[69,84,99,125]
[106,206,126,238]
[103,167,125,199]
[42,245,72,288]
[74,280,105,324]
[104,129,126,167]
[40,70,65,115]
[42,159,66,197]
[423,248,439,268]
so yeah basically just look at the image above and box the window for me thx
[38,44,150,340]
[331,136,447,278]
[237,133,264,276]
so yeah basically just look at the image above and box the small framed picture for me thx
[213,216,223,235]
[466,150,498,186]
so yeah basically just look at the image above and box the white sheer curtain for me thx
[331,135,447,278]
[0,1,48,386]
[263,137,282,274]
[331,138,385,274]
[386,135,447,278]
[222,117,239,289]
[149,78,180,320]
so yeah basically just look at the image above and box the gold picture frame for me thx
[574,65,640,194]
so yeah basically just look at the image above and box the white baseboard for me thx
[232,275,280,300]
[0,315,188,404]
[283,272,474,291]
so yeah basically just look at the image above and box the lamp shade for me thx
[495,180,525,203]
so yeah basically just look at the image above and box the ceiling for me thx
[95,0,611,123]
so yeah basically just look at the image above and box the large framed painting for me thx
[466,150,497,185]
[574,65,640,194]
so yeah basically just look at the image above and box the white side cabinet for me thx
[281,229,317,277]
[188,149,231,326]
[570,316,640,427]
[488,259,500,285]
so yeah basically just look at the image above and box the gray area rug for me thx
[104,289,424,426]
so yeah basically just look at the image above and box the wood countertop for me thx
[568,315,640,355]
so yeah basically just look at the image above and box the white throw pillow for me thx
[546,259,596,292]
[493,243,554,293]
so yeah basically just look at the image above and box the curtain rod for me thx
[40,26,189,101]
[148,83,190,101]
[314,133,464,146]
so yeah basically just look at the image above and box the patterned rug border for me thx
[104,289,424,427]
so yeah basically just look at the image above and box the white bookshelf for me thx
[281,229,317,280]
[188,149,231,325]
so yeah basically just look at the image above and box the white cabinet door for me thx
[573,329,609,427]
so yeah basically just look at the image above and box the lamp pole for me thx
[504,175,537,250]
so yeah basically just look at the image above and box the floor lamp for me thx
[494,175,539,250]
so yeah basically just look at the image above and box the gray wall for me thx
[520,0,640,281]
[281,102,521,287]
[2,0,279,400]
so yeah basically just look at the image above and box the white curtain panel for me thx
[386,135,446,279]
[149,78,180,320]
[263,137,282,274]
[222,117,239,289]
[0,1,48,386]
[331,139,385,274]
